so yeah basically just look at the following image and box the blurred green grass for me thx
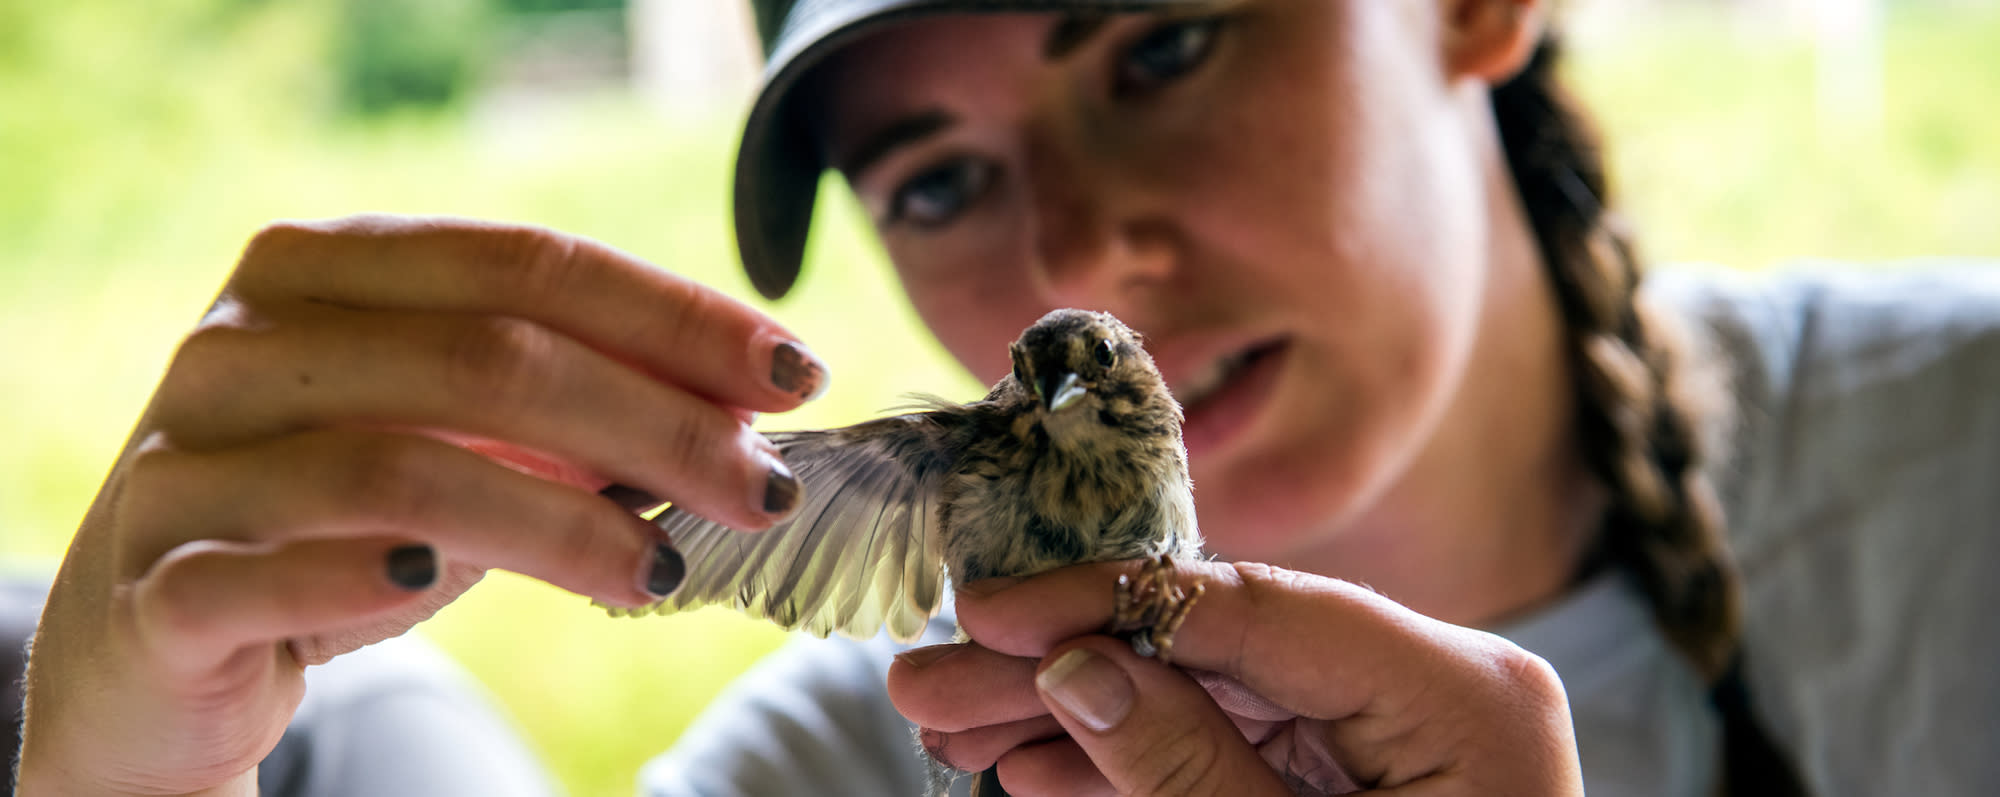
[2,5,1996,797]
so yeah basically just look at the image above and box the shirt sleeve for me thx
[1650,260,2000,796]
[640,618,966,797]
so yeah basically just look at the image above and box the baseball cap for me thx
[736,0,1210,299]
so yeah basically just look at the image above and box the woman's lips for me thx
[1177,339,1289,461]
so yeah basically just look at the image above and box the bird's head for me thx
[1007,309,1178,431]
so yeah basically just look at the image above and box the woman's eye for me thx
[1115,17,1224,96]
[888,158,993,229]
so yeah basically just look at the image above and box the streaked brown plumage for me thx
[608,308,1205,794]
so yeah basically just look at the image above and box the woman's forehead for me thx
[807,14,1058,154]
[820,14,1055,98]
[806,12,1165,162]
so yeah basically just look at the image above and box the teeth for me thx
[1172,350,1252,408]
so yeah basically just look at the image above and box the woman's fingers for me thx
[959,560,1435,719]
[117,429,678,608]
[991,738,1115,797]
[130,537,444,678]
[228,215,827,412]
[154,307,795,532]
[914,715,1066,775]
[889,642,1047,731]
[20,215,811,796]
[890,638,1327,795]
[286,559,490,667]
[958,561,1584,793]
[1027,636,1292,797]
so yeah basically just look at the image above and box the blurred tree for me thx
[495,0,626,11]
[333,0,494,115]
[0,0,333,263]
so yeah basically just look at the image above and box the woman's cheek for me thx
[1191,328,1447,560]
[894,251,1036,382]
[1193,432,1362,559]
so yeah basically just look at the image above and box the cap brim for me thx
[734,0,1212,300]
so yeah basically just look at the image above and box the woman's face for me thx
[814,1,1532,560]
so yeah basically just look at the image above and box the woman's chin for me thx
[1195,478,1348,564]
[1191,427,1397,567]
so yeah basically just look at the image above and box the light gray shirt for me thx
[639,262,2000,797]
[258,634,561,797]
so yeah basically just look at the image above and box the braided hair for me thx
[1490,37,1808,795]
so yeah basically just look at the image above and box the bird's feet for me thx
[1108,555,1204,665]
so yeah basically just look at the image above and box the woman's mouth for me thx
[1173,338,1290,460]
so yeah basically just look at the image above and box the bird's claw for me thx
[1108,554,1204,665]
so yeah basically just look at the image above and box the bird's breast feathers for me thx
[938,427,1199,583]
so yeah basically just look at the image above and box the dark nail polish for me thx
[385,545,437,591]
[646,543,685,598]
[764,460,802,516]
[599,483,665,513]
[770,341,828,402]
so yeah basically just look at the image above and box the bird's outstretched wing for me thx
[606,414,955,643]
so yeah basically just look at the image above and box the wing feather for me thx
[886,477,938,642]
[767,447,884,634]
[823,478,898,636]
[908,480,944,612]
[620,416,953,642]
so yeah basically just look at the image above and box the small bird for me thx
[608,308,1206,794]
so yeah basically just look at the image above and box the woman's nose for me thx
[1022,126,1178,311]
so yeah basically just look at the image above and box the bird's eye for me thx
[1013,357,1030,387]
[1094,339,1118,369]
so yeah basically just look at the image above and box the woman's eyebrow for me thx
[838,14,1110,181]
[1045,14,1110,61]
[839,109,956,180]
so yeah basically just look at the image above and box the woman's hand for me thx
[18,215,823,795]
[890,560,1583,796]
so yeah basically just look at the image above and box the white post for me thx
[629,0,762,119]
[1813,0,1885,139]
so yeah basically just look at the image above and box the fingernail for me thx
[918,728,960,770]
[1037,648,1132,732]
[600,483,665,513]
[770,341,829,402]
[763,457,802,518]
[958,577,1022,598]
[894,643,963,670]
[918,727,948,757]
[385,545,437,591]
[645,543,684,598]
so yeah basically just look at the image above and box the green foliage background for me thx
[1,3,1995,796]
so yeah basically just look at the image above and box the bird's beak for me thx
[1041,372,1087,413]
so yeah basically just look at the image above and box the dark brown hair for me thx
[1490,37,1808,795]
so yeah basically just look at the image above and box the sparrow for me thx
[607,308,1206,794]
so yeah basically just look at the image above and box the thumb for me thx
[1034,636,1291,797]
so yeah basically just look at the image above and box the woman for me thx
[19,1,1999,795]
